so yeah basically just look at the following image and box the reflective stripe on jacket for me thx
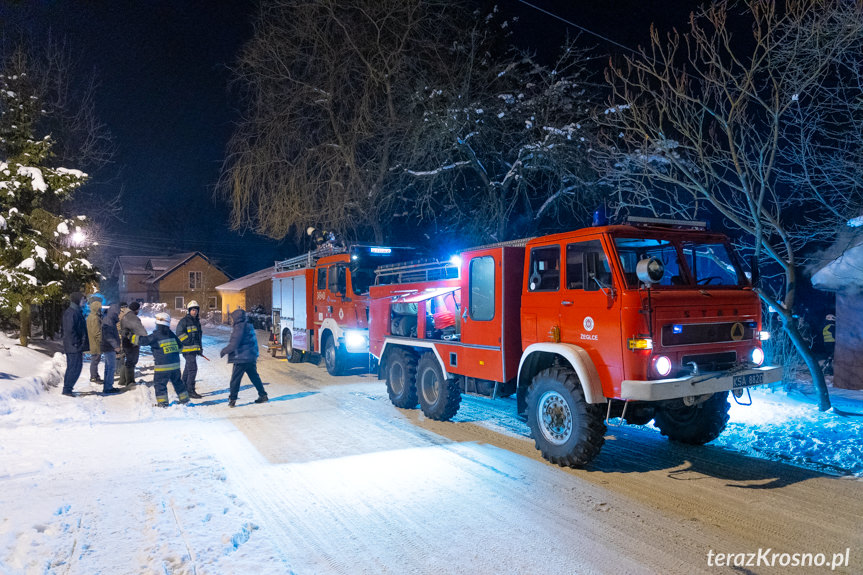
[176,314,203,353]
[132,325,183,370]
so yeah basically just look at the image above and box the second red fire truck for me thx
[368,219,781,467]
[270,244,416,375]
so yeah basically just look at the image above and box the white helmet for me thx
[155,312,171,326]
[187,300,199,310]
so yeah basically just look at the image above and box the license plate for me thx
[733,372,763,388]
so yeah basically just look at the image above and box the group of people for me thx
[61,292,268,408]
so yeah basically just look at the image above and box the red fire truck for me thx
[368,220,782,467]
[270,244,416,375]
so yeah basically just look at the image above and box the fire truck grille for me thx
[680,351,738,372]
[661,322,755,346]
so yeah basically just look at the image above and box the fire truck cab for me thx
[369,221,782,467]
[271,245,416,375]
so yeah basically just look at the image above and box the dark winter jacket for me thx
[100,304,122,352]
[62,302,89,354]
[120,310,147,349]
[131,325,183,372]
[176,313,203,354]
[220,309,258,364]
[86,299,102,353]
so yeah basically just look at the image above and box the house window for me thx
[208,296,217,310]
[189,271,202,290]
[175,296,184,310]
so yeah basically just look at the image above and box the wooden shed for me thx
[215,266,274,322]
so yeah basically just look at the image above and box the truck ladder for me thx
[375,259,459,285]
[274,245,346,272]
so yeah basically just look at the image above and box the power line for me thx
[514,0,640,56]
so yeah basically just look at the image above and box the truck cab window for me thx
[566,240,608,291]
[317,268,327,290]
[528,246,560,292]
[328,264,346,295]
[469,256,495,321]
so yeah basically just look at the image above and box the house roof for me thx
[215,266,274,292]
[113,252,230,285]
[112,256,151,277]
[149,252,218,284]
[812,238,863,292]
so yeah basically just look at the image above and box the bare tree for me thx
[218,0,463,244]
[401,15,603,244]
[596,0,863,410]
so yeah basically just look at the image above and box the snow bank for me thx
[0,334,65,415]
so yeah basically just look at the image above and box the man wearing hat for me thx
[132,312,190,407]
[99,303,123,394]
[61,292,89,397]
[176,300,204,398]
[119,301,147,386]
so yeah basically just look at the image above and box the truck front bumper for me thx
[620,365,782,402]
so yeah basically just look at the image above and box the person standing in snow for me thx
[176,300,204,398]
[131,312,190,407]
[99,303,123,394]
[119,301,147,386]
[115,302,129,385]
[61,292,89,397]
[822,313,836,376]
[86,297,103,384]
[220,308,268,408]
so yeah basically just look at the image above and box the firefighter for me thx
[132,312,190,407]
[176,300,204,398]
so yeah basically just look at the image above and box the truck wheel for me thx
[386,349,418,408]
[653,391,730,445]
[323,334,345,376]
[283,331,303,363]
[526,367,606,468]
[416,352,461,421]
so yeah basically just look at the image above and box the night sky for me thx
[1,1,693,279]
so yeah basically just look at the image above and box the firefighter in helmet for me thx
[131,312,190,407]
[176,300,204,398]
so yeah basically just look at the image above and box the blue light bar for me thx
[672,324,683,334]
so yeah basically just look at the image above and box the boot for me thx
[187,386,203,399]
[254,395,269,404]
[228,399,236,408]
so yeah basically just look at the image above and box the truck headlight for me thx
[344,330,368,352]
[653,355,673,377]
[751,347,764,366]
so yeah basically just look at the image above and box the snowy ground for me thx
[1,322,862,574]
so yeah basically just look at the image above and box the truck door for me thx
[559,238,622,386]
[457,250,505,382]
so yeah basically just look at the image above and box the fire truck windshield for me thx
[613,236,745,288]
[349,246,419,294]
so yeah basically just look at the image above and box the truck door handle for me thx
[561,300,573,306]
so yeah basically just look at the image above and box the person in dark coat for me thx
[86,297,103,383]
[99,303,123,394]
[220,308,268,408]
[176,300,203,398]
[131,312,190,407]
[119,301,147,386]
[61,292,89,397]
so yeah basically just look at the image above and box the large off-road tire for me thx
[653,391,730,445]
[386,348,418,408]
[283,330,303,363]
[416,351,461,421]
[526,367,607,468]
[323,333,346,376]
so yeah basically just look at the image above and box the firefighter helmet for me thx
[155,312,171,326]
[187,300,200,310]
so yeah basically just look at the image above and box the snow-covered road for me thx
[1,326,862,574]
